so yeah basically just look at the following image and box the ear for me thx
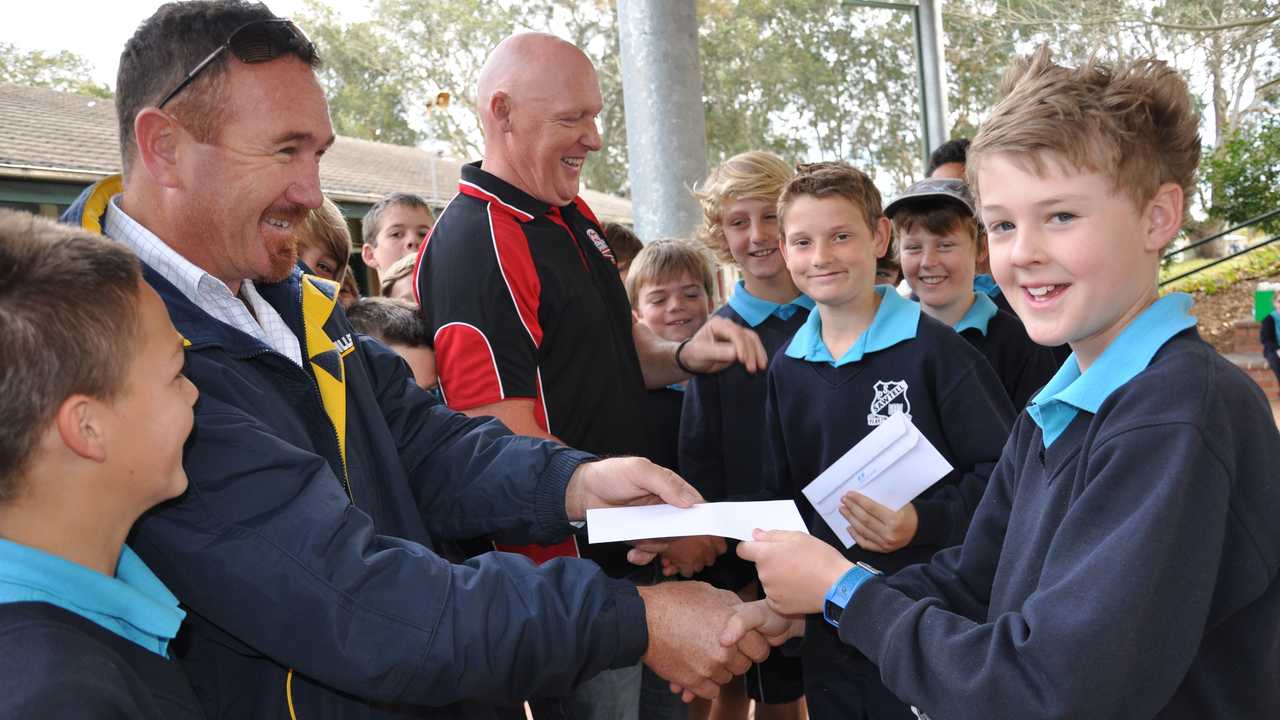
[873,217,892,259]
[53,395,108,464]
[133,108,184,189]
[1144,182,1184,253]
[361,242,378,268]
[632,308,643,323]
[974,234,989,267]
[490,92,513,131]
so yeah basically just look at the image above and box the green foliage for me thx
[1161,244,1280,296]
[0,42,112,98]
[1204,111,1280,235]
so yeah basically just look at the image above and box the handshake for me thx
[636,581,805,702]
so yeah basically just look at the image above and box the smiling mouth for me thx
[263,217,293,231]
[748,248,776,258]
[1025,283,1067,301]
[917,274,949,286]
[562,157,583,170]
[667,318,691,326]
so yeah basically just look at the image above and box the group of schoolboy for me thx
[625,47,1280,720]
[0,34,1277,720]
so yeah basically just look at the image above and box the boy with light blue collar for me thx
[749,162,1013,719]
[886,177,1058,409]
[732,48,1280,720]
[0,211,203,718]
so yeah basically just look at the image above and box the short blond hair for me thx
[968,45,1200,214]
[624,239,717,307]
[299,198,353,280]
[694,151,793,265]
[379,253,417,296]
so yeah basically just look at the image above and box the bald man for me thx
[417,33,769,718]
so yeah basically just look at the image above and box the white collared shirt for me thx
[104,197,304,366]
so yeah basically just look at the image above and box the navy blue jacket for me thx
[0,602,204,720]
[844,329,1280,719]
[64,180,648,719]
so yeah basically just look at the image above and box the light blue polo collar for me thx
[954,293,999,336]
[973,273,1002,298]
[1027,293,1197,447]
[0,541,184,656]
[726,280,815,328]
[785,286,920,367]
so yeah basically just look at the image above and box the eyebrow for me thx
[983,194,1090,214]
[271,131,337,150]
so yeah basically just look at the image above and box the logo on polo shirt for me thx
[586,227,614,261]
[867,380,911,426]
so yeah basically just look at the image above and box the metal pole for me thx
[617,0,708,242]
[917,0,949,159]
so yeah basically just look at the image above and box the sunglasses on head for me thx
[157,18,316,110]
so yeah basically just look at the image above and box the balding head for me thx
[476,33,603,206]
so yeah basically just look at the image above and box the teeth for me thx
[562,158,583,168]
[265,218,291,230]
[1027,285,1057,297]
[749,249,775,257]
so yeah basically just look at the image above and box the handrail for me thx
[1163,208,1280,260]
[1159,233,1280,287]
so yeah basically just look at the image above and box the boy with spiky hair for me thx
[733,48,1280,719]
[0,210,202,718]
[742,161,1013,719]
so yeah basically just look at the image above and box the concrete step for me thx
[1224,352,1280,402]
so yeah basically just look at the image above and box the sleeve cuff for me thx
[534,448,597,539]
[608,577,649,668]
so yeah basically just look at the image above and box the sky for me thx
[0,0,357,89]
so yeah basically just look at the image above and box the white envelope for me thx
[585,500,808,544]
[801,411,952,548]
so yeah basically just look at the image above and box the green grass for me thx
[1160,244,1280,296]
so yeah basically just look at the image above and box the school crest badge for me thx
[867,380,911,426]
[586,227,615,261]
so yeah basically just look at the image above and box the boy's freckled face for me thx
[367,205,433,271]
[633,273,712,342]
[781,195,888,310]
[107,284,199,506]
[723,197,786,281]
[899,225,978,315]
[980,153,1162,362]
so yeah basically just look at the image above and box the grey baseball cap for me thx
[884,178,975,218]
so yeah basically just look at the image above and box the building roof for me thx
[0,83,632,223]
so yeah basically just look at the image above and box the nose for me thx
[285,160,324,210]
[921,245,939,267]
[1007,226,1043,268]
[582,119,603,152]
[405,234,423,254]
[811,238,831,266]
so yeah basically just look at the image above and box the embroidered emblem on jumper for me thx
[334,333,355,356]
[586,227,614,261]
[867,380,911,426]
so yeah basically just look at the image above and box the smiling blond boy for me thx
[736,48,1280,720]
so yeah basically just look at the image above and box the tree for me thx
[0,43,112,98]
[1204,108,1280,235]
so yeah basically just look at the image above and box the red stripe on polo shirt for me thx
[546,207,589,271]
[433,322,504,410]
[489,206,544,348]
[572,196,602,228]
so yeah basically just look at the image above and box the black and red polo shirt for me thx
[416,163,654,568]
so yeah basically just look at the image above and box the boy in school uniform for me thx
[679,151,812,719]
[626,239,717,473]
[1260,292,1280,387]
[0,210,203,718]
[756,162,1014,719]
[732,49,1280,720]
[887,178,1058,409]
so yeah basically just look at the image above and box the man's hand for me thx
[565,456,702,521]
[737,529,851,615]
[639,582,772,702]
[840,493,918,553]
[659,535,728,577]
[680,316,767,375]
[720,599,805,649]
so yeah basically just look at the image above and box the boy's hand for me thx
[738,529,851,615]
[720,599,806,649]
[660,535,728,577]
[840,493,918,552]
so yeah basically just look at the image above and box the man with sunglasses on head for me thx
[62,2,770,718]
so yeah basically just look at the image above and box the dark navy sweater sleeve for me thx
[362,336,590,544]
[131,391,648,708]
[679,371,728,501]
[840,345,1280,719]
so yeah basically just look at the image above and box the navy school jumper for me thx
[841,327,1280,719]
[954,294,1060,410]
[762,289,1015,717]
